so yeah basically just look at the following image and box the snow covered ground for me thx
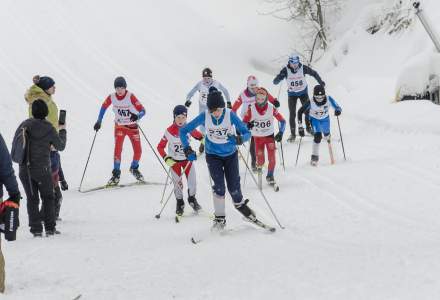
[2,0,440,299]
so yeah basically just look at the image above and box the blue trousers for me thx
[206,151,243,204]
[310,116,330,134]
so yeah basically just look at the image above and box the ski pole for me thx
[78,131,98,192]
[155,161,192,219]
[237,146,285,229]
[243,142,251,186]
[160,168,171,204]
[336,116,346,161]
[278,122,285,172]
[295,137,303,167]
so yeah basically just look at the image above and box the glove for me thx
[183,146,197,161]
[198,137,205,154]
[93,121,101,131]
[130,113,139,122]
[227,102,232,109]
[0,200,20,242]
[298,126,305,137]
[273,98,280,108]
[227,134,243,146]
[335,109,342,116]
[164,156,176,167]
[60,179,69,191]
[247,121,255,130]
[274,132,283,142]
[185,100,192,107]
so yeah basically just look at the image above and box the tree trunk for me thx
[316,0,327,50]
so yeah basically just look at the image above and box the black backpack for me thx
[11,126,29,165]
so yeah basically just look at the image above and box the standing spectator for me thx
[25,75,66,219]
[16,100,66,237]
[0,133,21,293]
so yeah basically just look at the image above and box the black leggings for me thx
[288,94,311,135]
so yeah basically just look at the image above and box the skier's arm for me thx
[297,101,311,125]
[303,65,325,87]
[0,134,20,198]
[50,127,67,152]
[97,96,112,122]
[328,96,342,112]
[185,82,200,102]
[231,95,243,113]
[190,129,204,141]
[217,82,231,103]
[242,106,253,124]
[231,112,251,143]
[273,67,287,85]
[273,109,286,133]
[180,113,205,148]
[130,94,146,119]
[157,134,168,158]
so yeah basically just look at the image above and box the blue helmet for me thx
[288,54,300,65]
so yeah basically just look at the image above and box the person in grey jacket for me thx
[0,133,20,293]
[16,100,66,237]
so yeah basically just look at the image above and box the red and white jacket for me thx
[232,87,276,118]
[157,123,203,161]
[242,102,285,137]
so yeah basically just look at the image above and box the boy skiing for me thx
[180,87,264,231]
[157,105,204,217]
[232,75,280,172]
[297,85,342,166]
[273,54,325,142]
[242,88,286,188]
[184,68,231,145]
[93,76,146,185]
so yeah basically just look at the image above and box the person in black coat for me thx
[16,100,66,237]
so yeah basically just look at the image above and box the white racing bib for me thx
[239,91,255,118]
[205,108,232,144]
[164,130,188,160]
[250,104,275,137]
[287,66,307,93]
[309,97,330,120]
[111,92,138,125]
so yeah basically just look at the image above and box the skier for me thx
[232,75,280,172]
[157,105,204,217]
[180,87,258,230]
[184,67,231,151]
[93,76,146,185]
[297,85,342,166]
[273,53,325,142]
[242,87,286,186]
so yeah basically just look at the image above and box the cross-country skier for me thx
[242,87,286,185]
[180,87,258,230]
[232,75,280,172]
[184,67,231,150]
[273,53,325,142]
[157,105,204,217]
[297,85,342,166]
[93,76,146,185]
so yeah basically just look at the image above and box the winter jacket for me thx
[14,119,66,170]
[0,133,19,200]
[273,64,325,97]
[24,85,59,130]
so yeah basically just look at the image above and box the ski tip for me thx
[269,227,276,232]
[191,237,199,244]
[154,214,160,219]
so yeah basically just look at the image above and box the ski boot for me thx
[176,198,185,216]
[235,199,256,221]
[287,134,296,143]
[211,216,226,231]
[46,229,61,236]
[129,167,144,182]
[107,169,121,186]
[266,175,275,185]
[54,186,63,221]
[32,232,43,238]
[311,155,319,167]
[60,179,69,191]
[188,195,202,213]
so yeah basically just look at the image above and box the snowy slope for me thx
[2,0,440,299]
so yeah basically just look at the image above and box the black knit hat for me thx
[114,76,127,89]
[313,85,326,96]
[207,87,225,111]
[202,68,212,78]
[32,99,49,120]
[36,76,55,91]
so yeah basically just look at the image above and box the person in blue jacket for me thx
[273,53,325,142]
[297,85,342,166]
[180,87,256,230]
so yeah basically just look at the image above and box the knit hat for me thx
[114,76,127,89]
[207,86,225,111]
[313,85,326,96]
[173,105,187,118]
[32,99,49,120]
[36,76,55,91]
[202,67,212,78]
